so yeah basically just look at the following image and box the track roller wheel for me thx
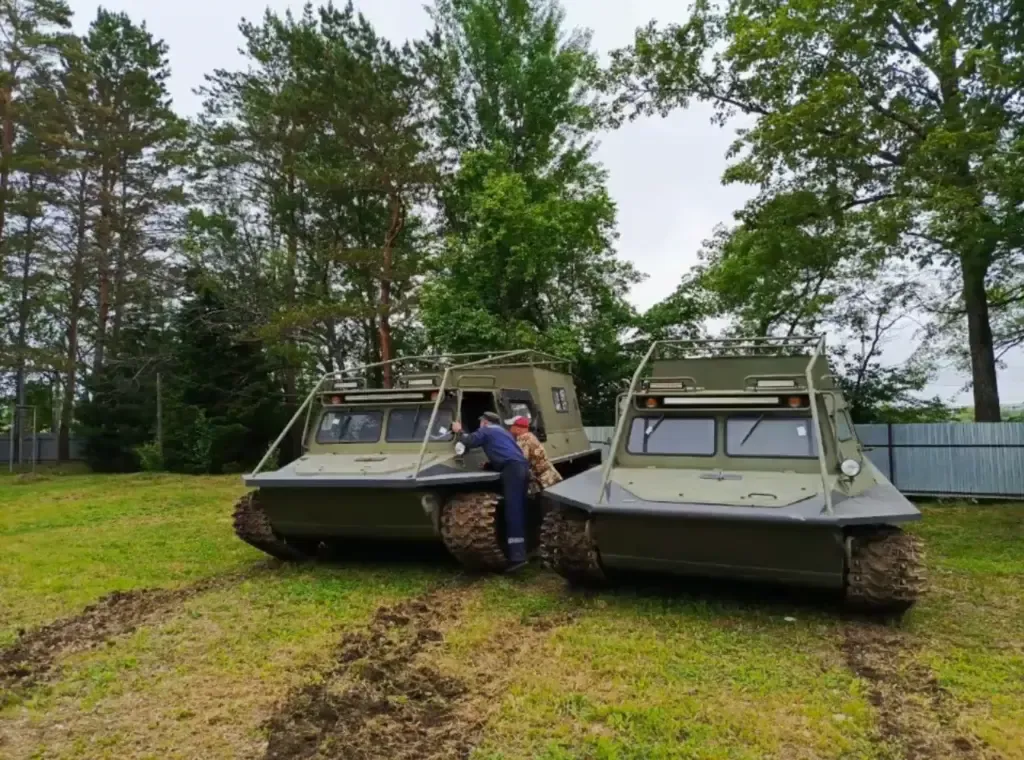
[232,492,313,562]
[440,491,508,571]
[540,507,605,586]
[845,526,926,614]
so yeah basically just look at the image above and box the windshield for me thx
[726,417,818,458]
[316,410,383,444]
[386,406,455,442]
[626,417,715,455]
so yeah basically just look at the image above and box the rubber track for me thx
[232,492,310,562]
[440,491,508,571]
[539,507,605,585]
[846,527,926,613]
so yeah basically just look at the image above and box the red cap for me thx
[505,415,530,428]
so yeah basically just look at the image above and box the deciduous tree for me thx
[611,0,1024,420]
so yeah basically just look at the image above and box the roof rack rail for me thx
[648,335,824,360]
[249,349,573,480]
[595,335,835,514]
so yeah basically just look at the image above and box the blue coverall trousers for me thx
[500,460,530,563]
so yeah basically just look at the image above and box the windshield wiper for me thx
[643,415,665,453]
[739,414,764,448]
[336,415,352,442]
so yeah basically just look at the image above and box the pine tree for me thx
[162,271,284,473]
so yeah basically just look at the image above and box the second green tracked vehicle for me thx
[540,336,926,613]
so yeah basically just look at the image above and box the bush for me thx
[135,441,164,472]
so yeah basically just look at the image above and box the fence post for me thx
[156,372,163,457]
[887,422,895,488]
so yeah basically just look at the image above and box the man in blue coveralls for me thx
[450,411,530,571]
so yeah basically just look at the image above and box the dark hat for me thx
[479,411,502,424]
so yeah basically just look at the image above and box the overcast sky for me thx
[66,0,1022,404]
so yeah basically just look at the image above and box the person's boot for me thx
[505,545,528,573]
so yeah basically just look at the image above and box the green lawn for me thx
[0,474,1021,759]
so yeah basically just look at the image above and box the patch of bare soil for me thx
[843,621,991,760]
[263,583,578,760]
[0,568,261,694]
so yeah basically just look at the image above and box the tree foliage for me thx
[418,0,643,422]
[610,0,1024,420]
[4,0,1006,472]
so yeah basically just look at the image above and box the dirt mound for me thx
[263,586,471,760]
[843,621,988,760]
[0,570,254,693]
[264,580,581,760]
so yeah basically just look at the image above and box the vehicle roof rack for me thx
[649,335,824,360]
[333,350,571,380]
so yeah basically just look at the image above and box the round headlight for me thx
[841,458,861,477]
[454,442,466,456]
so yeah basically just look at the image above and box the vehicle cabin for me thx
[305,363,598,472]
[616,355,861,477]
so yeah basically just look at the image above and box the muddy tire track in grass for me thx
[0,564,268,694]
[263,578,579,760]
[843,621,991,760]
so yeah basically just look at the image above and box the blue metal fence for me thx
[585,423,1024,500]
[0,433,86,465]
[5,425,1023,499]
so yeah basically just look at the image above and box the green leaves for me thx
[417,0,642,421]
[612,0,1024,419]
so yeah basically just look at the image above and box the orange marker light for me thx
[787,396,802,408]
[645,397,659,408]
[331,395,342,405]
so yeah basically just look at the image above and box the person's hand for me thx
[451,420,463,434]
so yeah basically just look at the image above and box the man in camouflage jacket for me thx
[505,415,562,496]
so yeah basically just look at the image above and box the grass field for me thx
[1,473,1021,759]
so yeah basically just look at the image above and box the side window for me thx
[510,401,533,420]
[502,390,546,441]
[836,411,854,442]
[552,387,569,413]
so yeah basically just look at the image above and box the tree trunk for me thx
[961,258,1001,421]
[379,279,393,388]
[278,163,301,465]
[93,165,114,374]
[378,194,404,389]
[15,219,34,407]
[0,84,13,247]
[110,161,129,354]
[13,198,38,462]
[59,173,89,462]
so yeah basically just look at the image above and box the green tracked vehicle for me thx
[234,350,601,570]
[539,336,926,613]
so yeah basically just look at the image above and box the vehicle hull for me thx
[591,513,845,588]
[258,486,439,540]
[542,465,922,591]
